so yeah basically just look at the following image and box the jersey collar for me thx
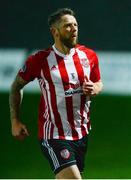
[52,44,76,58]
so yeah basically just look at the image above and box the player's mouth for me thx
[71,34,77,41]
[71,34,77,38]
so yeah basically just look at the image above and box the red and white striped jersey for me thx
[19,44,101,140]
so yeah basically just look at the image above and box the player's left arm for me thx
[93,79,103,95]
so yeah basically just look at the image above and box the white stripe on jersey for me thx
[39,47,92,140]
[81,100,91,134]
[76,49,91,134]
[39,78,52,139]
[46,51,73,140]
[63,55,83,139]
[76,48,91,78]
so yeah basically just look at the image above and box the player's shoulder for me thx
[26,47,52,64]
[32,47,52,59]
[76,44,97,56]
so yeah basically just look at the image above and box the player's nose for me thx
[71,24,78,32]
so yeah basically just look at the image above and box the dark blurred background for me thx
[1,0,131,51]
[1,0,131,179]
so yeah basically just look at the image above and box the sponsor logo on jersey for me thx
[60,149,71,159]
[65,88,83,96]
[65,82,83,96]
[80,58,89,68]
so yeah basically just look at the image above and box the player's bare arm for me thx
[83,76,103,96]
[9,74,29,140]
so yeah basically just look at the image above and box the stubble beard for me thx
[60,34,78,49]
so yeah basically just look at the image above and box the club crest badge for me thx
[50,65,58,71]
[60,149,70,159]
[80,58,89,68]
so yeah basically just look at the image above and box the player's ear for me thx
[50,26,59,38]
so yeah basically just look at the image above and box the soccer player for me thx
[9,8,103,179]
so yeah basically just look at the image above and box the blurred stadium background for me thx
[1,0,131,179]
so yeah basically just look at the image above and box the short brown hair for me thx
[48,8,75,27]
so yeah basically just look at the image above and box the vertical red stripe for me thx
[66,97,79,139]
[38,95,46,139]
[84,50,100,82]
[50,123,54,139]
[56,54,79,140]
[80,95,88,136]
[39,80,53,139]
[42,59,65,139]
[72,53,85,84]
[87,111,91,130]
[43,84,54,139]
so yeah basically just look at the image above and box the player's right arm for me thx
[9,51,43,140]
[9,74,29,140]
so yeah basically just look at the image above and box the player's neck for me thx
[54,42,71,55]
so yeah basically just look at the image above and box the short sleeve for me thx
[90,53,101,82]
[18,52,41,82]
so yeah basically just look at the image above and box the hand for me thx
[11,119,29,140]
[82,76,97,96]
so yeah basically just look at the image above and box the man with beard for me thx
[9,8,103,179]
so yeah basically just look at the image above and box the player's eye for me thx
[65,24,71,28]
[74,23,78,27]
